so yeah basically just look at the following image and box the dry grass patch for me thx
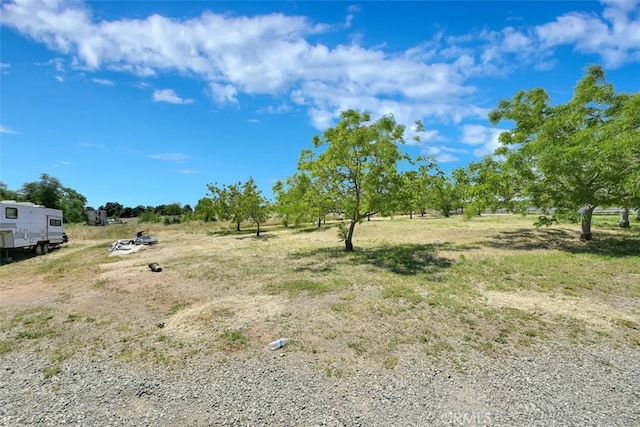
[1,214,638,371]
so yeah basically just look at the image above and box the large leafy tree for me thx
[100,202,124,218]
[489,64,640,240]
[299,110,405,251]
[20,174,63,209]
[20,174,87,223]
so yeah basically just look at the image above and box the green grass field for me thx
[1,213,638,375]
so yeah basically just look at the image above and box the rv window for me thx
[50,218,62,227]
[6,207,18,219]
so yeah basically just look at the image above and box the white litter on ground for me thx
[109,239,147,256]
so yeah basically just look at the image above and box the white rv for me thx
[0,200,67,256]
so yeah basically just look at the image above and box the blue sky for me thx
[1,0,639,209]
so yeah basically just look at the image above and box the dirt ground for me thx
[1,216,639,368]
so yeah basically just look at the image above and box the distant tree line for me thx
[2,65,638,247]
[0,174,191,225]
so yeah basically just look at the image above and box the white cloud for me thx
[0,0,638,136]
[177,169,198,174]
[0,125,18,134]
[461,124,505,157]
[152,89,193,104]
[535,1,640,67]
[0,0,477,126]
[92,78,114,86]
[147,153,188,163]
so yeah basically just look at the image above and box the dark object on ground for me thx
[135,232,158,245]
[62,232,69,243]
[149,262,162,272]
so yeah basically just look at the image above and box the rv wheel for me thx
[35,244,43,256]
[42,244,49,254]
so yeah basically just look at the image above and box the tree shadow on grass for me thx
[481,227,640,257]
[291,243,454,275]
[292,224,339,234]
[206,229,277,240]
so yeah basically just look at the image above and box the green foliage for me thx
[0,181,20,200]
[42,365,62,379]
[489,64,640,238]
[272,172,323,226]
[242,177,270,236]
[100,202,124,218]
[12,174,88,223]
[194,197,217,222]
[337,222,349,242]
[207,181,245,230]
[219,329,249,350]
[205,178,269,235]
[137,211,161,223]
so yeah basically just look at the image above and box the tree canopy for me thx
[299,109,406,251]
[489,64,640,240]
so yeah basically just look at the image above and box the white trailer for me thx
[0,200,66,257]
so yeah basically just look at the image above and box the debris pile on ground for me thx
[109,232,158,255]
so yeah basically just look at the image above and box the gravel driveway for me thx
[1,343,638,426]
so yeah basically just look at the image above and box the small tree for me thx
[242,177,270,237]
[164,203,183,224]
[272,173,314,227]
[194,197,217,222]
[207,182,244,231]
[299,110,405,251]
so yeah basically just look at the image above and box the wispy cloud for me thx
[147,153,188,163]
[0,125,18,134]
[79,142,105,148]
[0,63,10,74]
[152,89,193,104]
[53,160,71,168]
[92,78,115,86]
[177,169,198,174]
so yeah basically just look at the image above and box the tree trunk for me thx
[344,220,357,252]
[317,217,322,228]
[580,206,595,241]
[256,223,261,237]
[409,211,413,219]
[236,222,241,232]
[619,208,630,228]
